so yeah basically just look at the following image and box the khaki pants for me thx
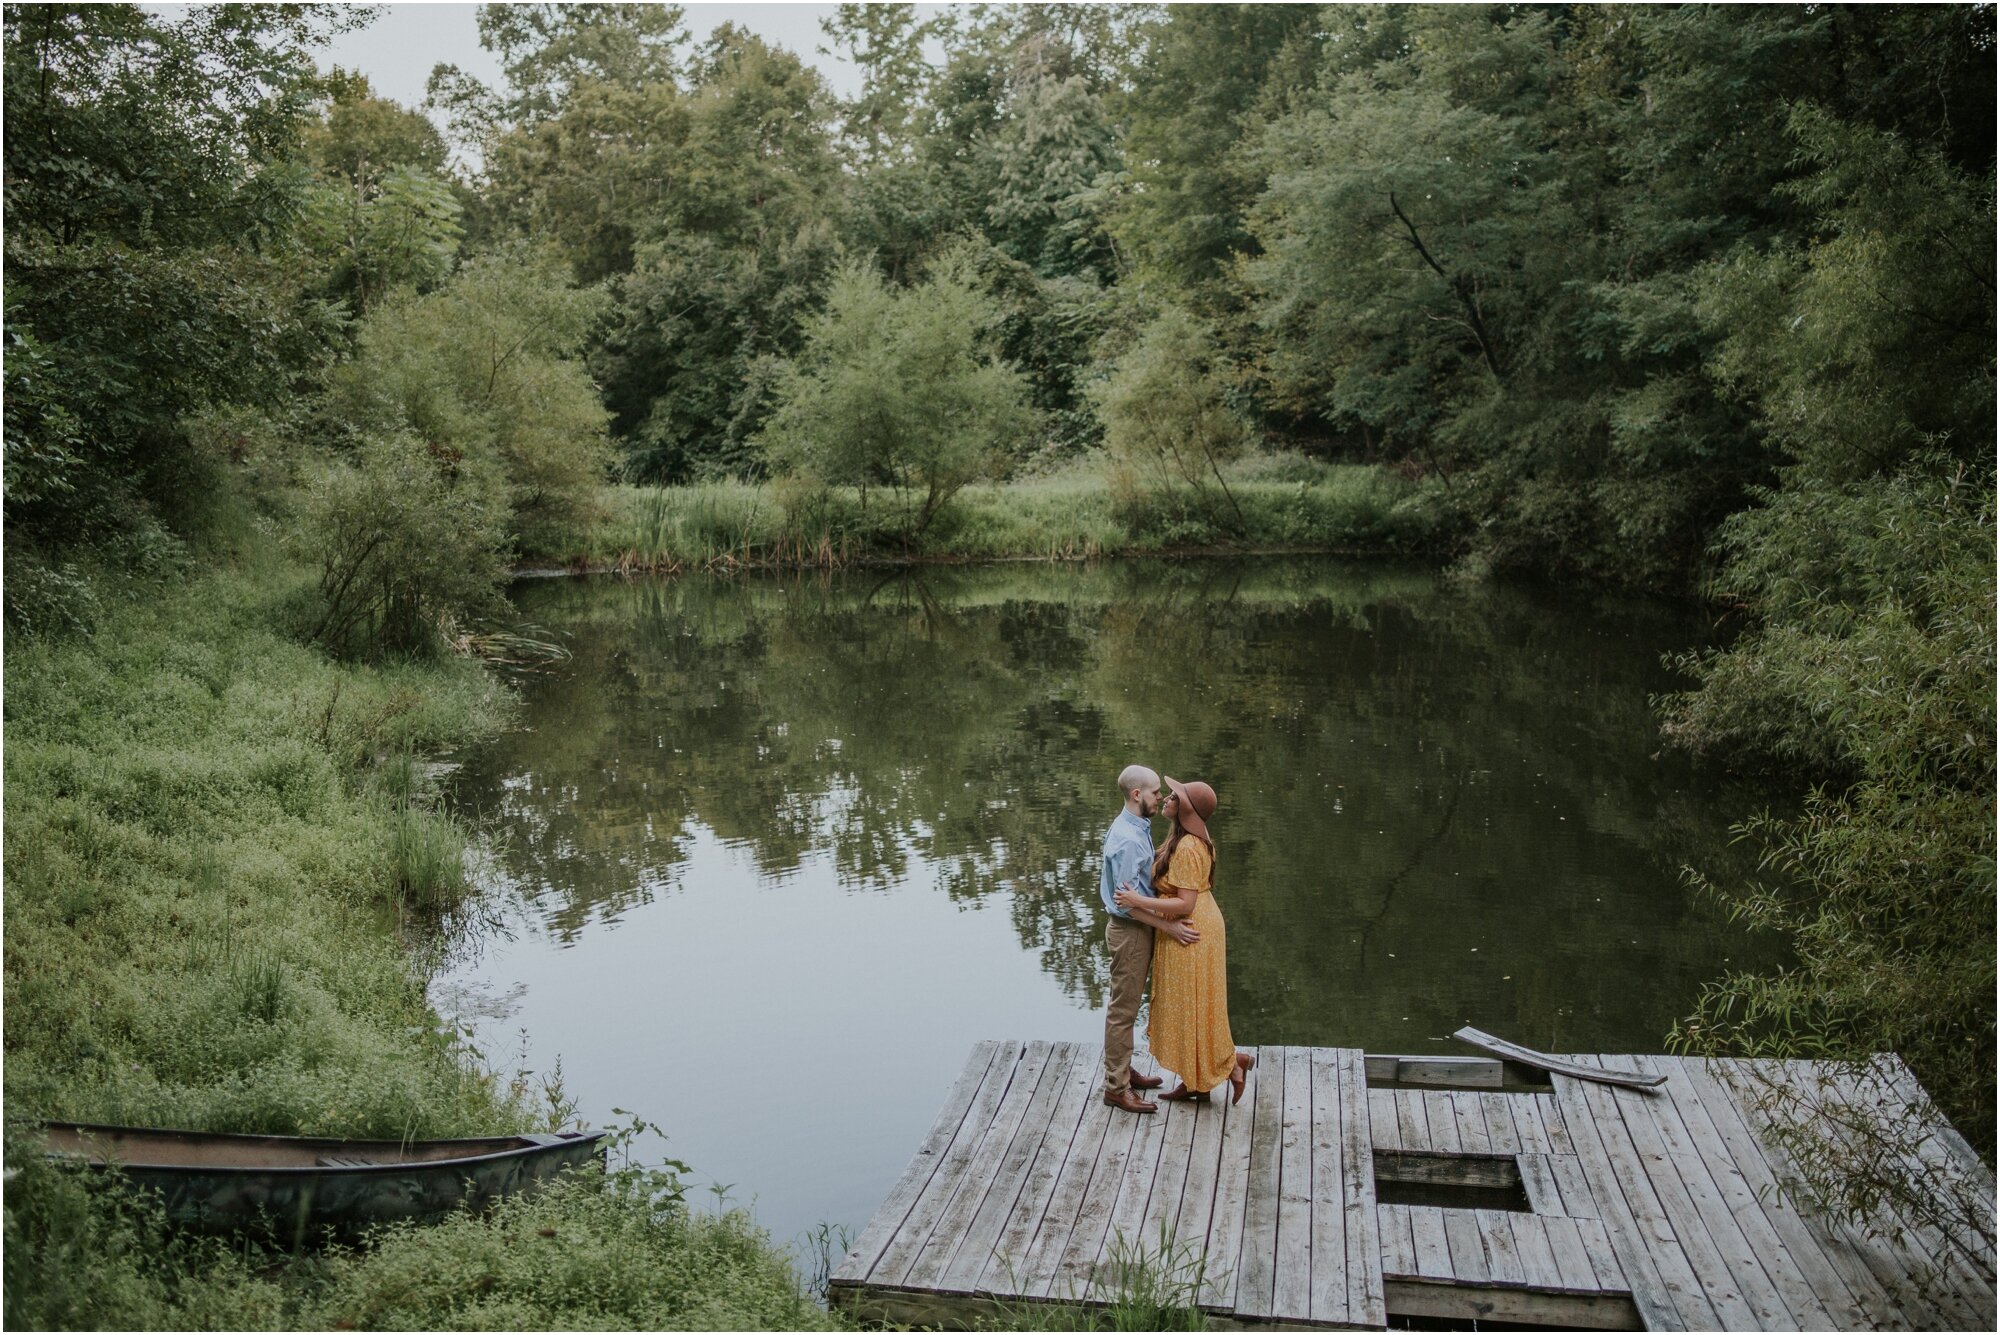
[1103,915,1154,1095]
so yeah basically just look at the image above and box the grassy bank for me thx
[574,458,1444,573]
[1,555,832,1330]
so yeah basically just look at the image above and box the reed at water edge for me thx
[583,458,1444,575]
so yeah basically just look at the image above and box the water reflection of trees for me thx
[452,560,1779,1047]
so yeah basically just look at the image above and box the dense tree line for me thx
[3,0,1992,1204]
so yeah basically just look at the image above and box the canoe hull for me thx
[43,1124,608,1241]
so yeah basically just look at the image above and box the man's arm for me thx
[1126,901,1199,943]
[1114,876,1196,920]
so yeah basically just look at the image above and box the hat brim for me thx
[1162,776,1211,845]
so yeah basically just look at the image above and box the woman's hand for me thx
[1113,885,1145,911]
[1166,920,1201,946]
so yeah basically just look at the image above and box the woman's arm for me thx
[1113,882,1197,920]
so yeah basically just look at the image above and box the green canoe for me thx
[39,1121,608,1242]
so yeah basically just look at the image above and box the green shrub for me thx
[300,1169,837,1331]
[290,433,510,658]
[760,254,1033,539]
[1093,308,1253,534]
[327,247,614,557]
[1666,454,1995,1158]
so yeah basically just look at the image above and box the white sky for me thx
[313,2,948,110]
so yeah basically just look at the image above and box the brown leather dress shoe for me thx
[1103,1089,1158,1114]
[1127,1068,1164,1090]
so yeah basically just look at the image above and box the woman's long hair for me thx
[1151,808,1214,884]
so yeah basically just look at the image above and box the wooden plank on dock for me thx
[873,1039,1029,1288]
[977,1040,1099,1295]
[1307,1047,1349,1324]
[1518,1152,1563,1215]
[1710,1055,1993,1330]
[1364,1053,1550,1090]
[1232,1044,1286,1317]
[1672,1055,1890,1330]
[930,1039,1070,1294]
[905,1039,1059,1291]
[1424,1090,1461,1152]
[1479,1091,1520,1153]
[1446,1207,1490,1283]
[1637,1053,1838,1330]
[1166,1098,1225,1302]
[1367,1087,1400,1150]
[1577,1064,1740,1329]
[1394,1088,1431,1152]
[1403,1203,1452,1280]
[1456,1027,1666,1090]
[1198,1046,1257,1311]
[1482,1209,1527,1285]
[1048,1070,1146,1301]
[1379,1199,1417,1279]
[1336,1046,1387,1328]
[1510,1211,1567,1291]
[1553,1068,1698,1330]
[1015,1050,1129,1298]
[1512,1087,1560,1151]
[1541,1213,1602,1291]
[1272,1046,1315,1320]
[1084,1052,1172,1303]
[1133,1074,1200,1279]
[1577,1056,1768,1330]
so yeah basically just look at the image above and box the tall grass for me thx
[2,556,831,1330]
[982,1223,1212,1331]
[586,457,1443,572]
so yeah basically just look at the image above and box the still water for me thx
[431,558,1779,1253]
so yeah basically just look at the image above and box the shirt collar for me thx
[1117,808,1151,837]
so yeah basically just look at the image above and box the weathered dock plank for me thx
[1272,1046,1315,1319]
[874,1039,1029,1288]
[1083,1052,1171,1303]
[976,1039,1099,1295]
[1638,1053,1837,1330]
[1232,1044,1286,1318]
[1554,1067,1698,1330]
[929,1039,1068,1294]
[1336,1046,1388,1328]
[904,1039,1058,1291]
[1132,1073,1199,1274]
[1165,1095,1224,1299]
[1198,1048,1257,1311]
[1015,1048,1128,1297]
[1367,1087,1400,1151]
[1048,1071,1145,1300]
[1576,1056,1765,1330]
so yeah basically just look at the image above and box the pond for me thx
[430,557,1781,1256]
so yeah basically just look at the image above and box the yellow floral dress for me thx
[1145,837,1237,1093]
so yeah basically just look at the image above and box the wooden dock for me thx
[830,1040,1995,1330]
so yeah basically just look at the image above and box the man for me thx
[1100,763,1198,1113]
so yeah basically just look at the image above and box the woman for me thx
[1114,776,1255,1104]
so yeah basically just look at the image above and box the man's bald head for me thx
[1117,764,1160,803]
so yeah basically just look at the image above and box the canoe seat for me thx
[315,1155,379,1169]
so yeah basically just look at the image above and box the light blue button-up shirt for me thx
[1100,808,1155,919]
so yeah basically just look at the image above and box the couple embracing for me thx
[1100,764,1255,1115]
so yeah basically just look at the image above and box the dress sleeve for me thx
[1161,838,1212,892]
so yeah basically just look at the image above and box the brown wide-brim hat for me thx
[1163,776,1217,844]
